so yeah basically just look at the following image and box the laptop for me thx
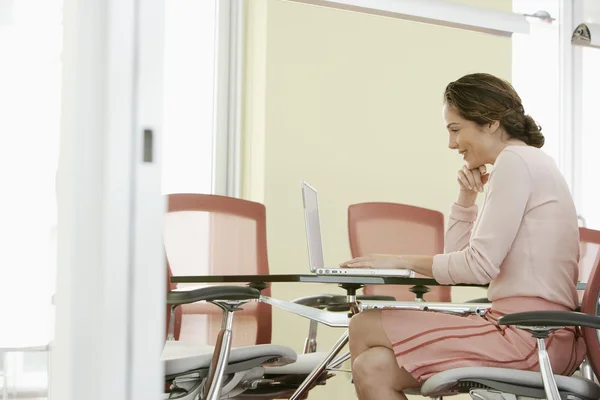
[301,181,415,278]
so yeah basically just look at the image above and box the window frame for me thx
[558,0,585,221]
[284,0,530,36]
[213,0,245,198]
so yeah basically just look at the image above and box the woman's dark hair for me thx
[443,73,544,148]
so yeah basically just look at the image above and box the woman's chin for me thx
[464,159,482,170]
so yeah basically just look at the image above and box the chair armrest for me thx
[326,295,396,312]
[167,286,261,306]
[358,300,491,315]
[498,310,592,399]
[498,310,600,330]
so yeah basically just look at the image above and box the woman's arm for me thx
[445,178,482,252]
[445,202,478,253]
[397,255,434,277]
[340,187,481,278]
[432,150,531,285]
[341,155,529,285]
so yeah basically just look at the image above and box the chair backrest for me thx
[348,202,450,301]
[164,194,272,346]
[579,228,600,286]
[578,228,600,378]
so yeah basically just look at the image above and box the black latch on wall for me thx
[143,128,153,163]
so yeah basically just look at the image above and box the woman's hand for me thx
[458,165,489,193]
[456,165,489,207]
[340,254,434,277]
[339,254,406,269]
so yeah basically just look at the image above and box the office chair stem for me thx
[204,309,235,400]
[537,338,561,400]
[303,320,319,354]
[580,358,597,382]
[167,305,177,341]
[290,329,349,400]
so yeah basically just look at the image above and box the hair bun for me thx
[523,114,544,148]
[523,116,531,131]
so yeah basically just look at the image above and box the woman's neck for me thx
[488,138,527,165]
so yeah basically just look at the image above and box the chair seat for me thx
[263,352,327,375]
[161,341,297,376]
[421,366,600,400]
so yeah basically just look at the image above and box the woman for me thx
[340,73,586,400]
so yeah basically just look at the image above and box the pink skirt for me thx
[381,297,587,382]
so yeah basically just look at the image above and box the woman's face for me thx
[443,104,497,169]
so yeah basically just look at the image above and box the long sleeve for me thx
[444,203,478,253]
[433,150,532,285]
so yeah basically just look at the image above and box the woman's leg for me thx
[348,310,421,400]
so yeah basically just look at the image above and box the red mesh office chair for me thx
[579,228,600,292]
[164,194,271,347]
[580,228,600,380]
[348,202,451,302]
[420,234,600,399]
[575,227,600,381]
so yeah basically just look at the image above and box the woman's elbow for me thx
[471,271,495,285]
[449,263,496,285]
[464,253,499,284]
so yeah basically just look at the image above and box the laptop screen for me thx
[302,181,325,271]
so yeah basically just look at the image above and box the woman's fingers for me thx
[462,166,476,189]
[457,174,470,191]
[342,262,373,268]
[481,173,490,185]
[339,256,372,267]
[459,167,475,191]
[471,168,484,192]
[458,165,489,193]
[458,166,489,192]
[478,166,489,189]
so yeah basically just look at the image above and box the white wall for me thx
[161,0,216,195]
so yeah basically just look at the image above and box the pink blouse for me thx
[432,146,580,310]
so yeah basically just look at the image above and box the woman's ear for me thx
[488,120,500,133]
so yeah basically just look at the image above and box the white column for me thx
[51,0,165,399]
[130,0,167,396]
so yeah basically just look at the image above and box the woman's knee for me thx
[353,347,420,392]
[352,347,396,379]
[352,347,398,384]
[349,310,391,353]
